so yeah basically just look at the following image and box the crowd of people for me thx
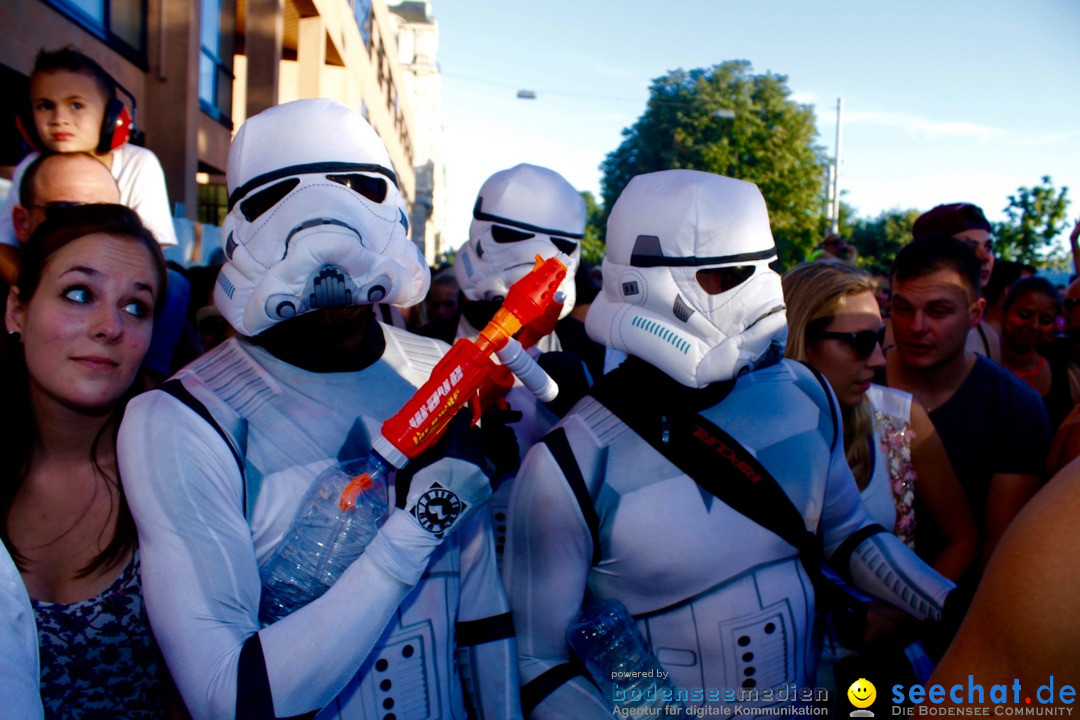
[1,45,1079,720]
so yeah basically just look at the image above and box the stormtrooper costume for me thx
[118,100,519,720]
[450,164,587,556]
[454,163,585,331]
[503,171,955,717]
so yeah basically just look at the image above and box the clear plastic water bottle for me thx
[258,456,391,626]
[566,597,684,713]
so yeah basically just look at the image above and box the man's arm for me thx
[1069,216,1080,278]
[119,388,466,719]
[985,372,1051,566]
[931,461,1080,689]
[503,433,612,719]
[983,471,1041,567]
[908,402,977,580]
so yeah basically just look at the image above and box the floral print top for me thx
[32,551,169,719]
[867,385,917,548]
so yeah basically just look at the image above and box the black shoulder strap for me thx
[520,660,587,716]
[236,633,319,720]
[977,321,992,357]
[540,427,601,567]
[590,368,822,567]
[159,379,248,514]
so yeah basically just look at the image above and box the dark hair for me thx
[912,202,992,240]
[18,152,52,206]
[984,259,1037,307]
[32,46,116,104]
[430,268,458,289]
[20,203,167,313]
[1003,276,1061,316]
[18,151,108,207]
[891,235,982,301]
[1,204,166,576]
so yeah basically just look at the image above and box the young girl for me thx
[999,276,1080,435]
[1,204,174,718]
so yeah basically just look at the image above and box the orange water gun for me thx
[476,287,564,412]
[340,253,568,509]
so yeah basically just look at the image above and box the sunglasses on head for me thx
[809,325,887,360]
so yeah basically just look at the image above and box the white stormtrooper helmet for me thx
[215,98,429,336]
[454,163,584,318]
[585,170,787,388]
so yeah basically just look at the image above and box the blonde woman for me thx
[783,261,976,685]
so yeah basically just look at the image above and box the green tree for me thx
[994,176,1070,266]
[579,190,606,265]
[848,208,922,271]
[600,61,828,268]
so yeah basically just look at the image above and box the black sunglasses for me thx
[809,325,887,360]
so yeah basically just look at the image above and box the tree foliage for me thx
[848,208,922,272]
[600,61,829,268]
[994,176,1070,266]
[579,190,606,266]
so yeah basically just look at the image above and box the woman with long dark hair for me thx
[0,203,172,718]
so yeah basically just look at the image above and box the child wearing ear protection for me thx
[0,46,178,251]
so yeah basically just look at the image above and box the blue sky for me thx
[432,0,1080,254]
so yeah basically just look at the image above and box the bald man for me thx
[0,152,121,284]
[13,152,121,242]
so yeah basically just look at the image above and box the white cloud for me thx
[845,110,1003,142]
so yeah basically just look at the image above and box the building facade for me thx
[389,0,446,266]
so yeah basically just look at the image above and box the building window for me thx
[197,180,228,227]
[350,0,372,47]
[199,0,234,126]
[43,0,148,66]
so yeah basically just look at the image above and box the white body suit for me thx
[119,323,519,720]
[504,359,953,717]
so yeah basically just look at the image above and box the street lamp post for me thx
[830,97,843,234]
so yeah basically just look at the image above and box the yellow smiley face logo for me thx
[848,678,876,708]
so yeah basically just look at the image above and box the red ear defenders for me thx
[16,94,133,155]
